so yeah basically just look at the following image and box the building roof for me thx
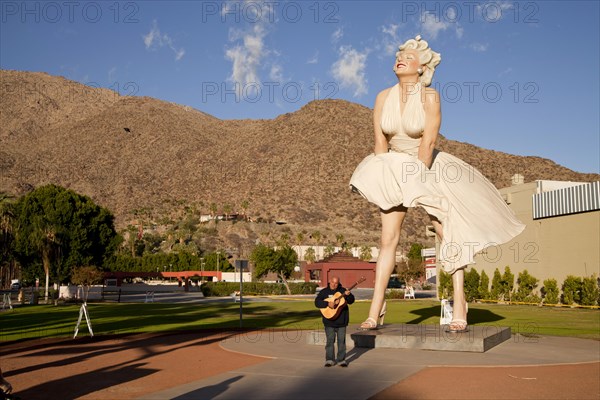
[533,181,599,219]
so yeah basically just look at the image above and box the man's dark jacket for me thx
[315,284,355,328]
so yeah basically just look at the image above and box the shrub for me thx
[580,275,599,306]
[562,275,582,305]
[514,269,540,303]
[541,278,559,305]
[201,281,318,297]
[464,268,480,302]
[437,270,453,299]
[490,268,502,300]
[502,266,515,301]
[479,270,490,300]
[385,289,405,299]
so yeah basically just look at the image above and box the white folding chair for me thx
[440,299,453,325]
[405,286,415,299]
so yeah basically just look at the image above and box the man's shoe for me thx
[338,360,348,367]
[324,360,335,367]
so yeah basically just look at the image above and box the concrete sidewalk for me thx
[140,325,600,400]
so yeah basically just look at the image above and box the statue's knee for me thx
[380,232,400,249]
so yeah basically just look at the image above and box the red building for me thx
[305,252,376,288]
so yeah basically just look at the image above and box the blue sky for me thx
[1,1,599,173]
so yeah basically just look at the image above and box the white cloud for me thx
[307,51,319,64]
[420,12,463,39]
[331,27,344,43]
[225,23,268,88]
[381,23,401,56]
[470,43,489,52]
[474,1,516,23]
[269,63,283,81]
[142,20,185,61]
[331,45,368,97]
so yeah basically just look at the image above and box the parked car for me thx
[387,278,405,289]
[10,282,21,290]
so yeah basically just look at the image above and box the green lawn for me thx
[1,300,598,342]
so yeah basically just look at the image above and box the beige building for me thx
[436,177,600,290]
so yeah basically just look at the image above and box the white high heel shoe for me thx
[359,302,387,330]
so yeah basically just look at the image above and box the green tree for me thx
[464,268,480,302]
[562,275,582,305]
[123,224,140,257]
[203,251,232,273]
[541,278,559,305]
[140,232,165,255]
[407,243,424,261]
[304,247,316,264]
[580,275,599,306]
[501,266,515,301]
[397,259,424,286]
[324,244,335,259]
[223,203,232,220]
[278,233,290,247]
[250,244,297,295]
[71,265,104,302]
[209,203,218,217]
[240,200,249,221]
[479,270,490,300]
[0,193,18,288]
[490,268,503,300]
[296,232,305,247]
[359,245,372,261]
[515,269,540,302]
[335,233,344,246]
[438,270,453,299]
[311,231,322,260]
[14,185,118,301]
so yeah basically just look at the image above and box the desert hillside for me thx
[1,70,597,254]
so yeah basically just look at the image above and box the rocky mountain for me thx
[1,70,598,253]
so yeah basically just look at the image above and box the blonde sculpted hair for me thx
[397,35,441,137]
[397,35,441,87]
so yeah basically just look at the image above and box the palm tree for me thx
[360,245,373,261]
[30,218,62,303]
[295,232,305,259]
[311,231,322,260]
[241,200,249,221]
[324,244,335,259]
[278,233,290,247]
[209,203,218,217]
[304,247,316,264]
[223,203,232,220]
[0,194,16,288]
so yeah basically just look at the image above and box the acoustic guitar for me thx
[320,277,366,320]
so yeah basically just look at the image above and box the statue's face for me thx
[394,49,421,76]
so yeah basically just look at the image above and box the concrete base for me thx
[307,324,511,353]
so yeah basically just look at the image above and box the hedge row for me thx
[439,267,600,306]
[201,281,318,297]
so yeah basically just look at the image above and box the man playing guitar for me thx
[315,276,356,367]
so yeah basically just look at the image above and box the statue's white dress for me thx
[349,83,525,273]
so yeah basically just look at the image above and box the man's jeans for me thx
[324,325,346,362]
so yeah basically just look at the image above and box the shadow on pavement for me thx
[405,305,505,325]
[172,375,244,400]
